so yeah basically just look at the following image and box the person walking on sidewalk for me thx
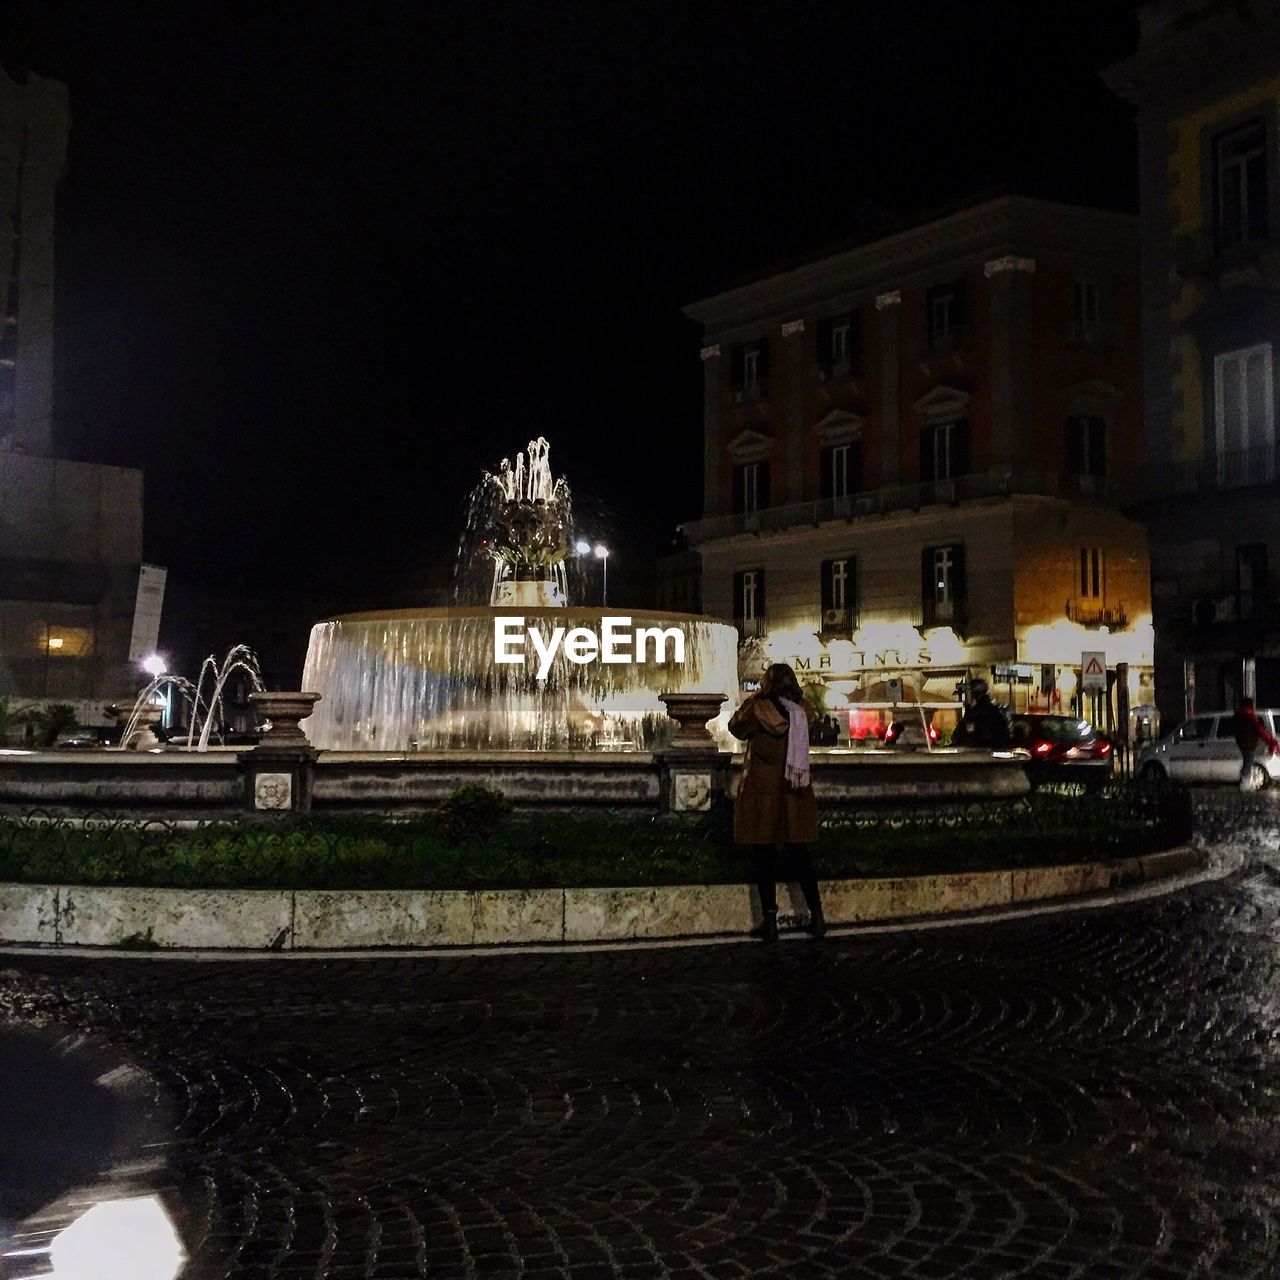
[1233,695,1278,791]
[729,662,825,942]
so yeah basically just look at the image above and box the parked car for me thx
[1010,714,1113,787]
[1137,709,1280,788]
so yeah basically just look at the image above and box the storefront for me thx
[748,616,1156,744]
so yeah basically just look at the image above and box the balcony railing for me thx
[1066,600,1129,630]
[728,379,770,407]
[915,325,970,361]
[683,466,1121,545]
[1143,445,1278,496]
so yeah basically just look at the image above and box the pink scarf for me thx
[783,697,811,789]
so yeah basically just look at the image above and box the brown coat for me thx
[729,693,819,845]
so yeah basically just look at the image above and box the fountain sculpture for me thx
[302,438,738,751]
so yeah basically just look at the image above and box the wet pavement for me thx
[1,867,1279,1278]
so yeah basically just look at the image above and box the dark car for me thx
[1010,714,1113,788]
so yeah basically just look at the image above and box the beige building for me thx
[682,197,1155,738]
[0,68,144,716]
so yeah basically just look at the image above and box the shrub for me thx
[435,783,511,844]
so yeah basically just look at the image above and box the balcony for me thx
[728,378,770,407]
[1065,600,1129,630]
[735,616,767,640]
[818,606,856,638]
[683,466,1122,546]
[1143,445,1278,497]
[914,325,970,362]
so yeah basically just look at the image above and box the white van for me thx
[1136,709,1280,787]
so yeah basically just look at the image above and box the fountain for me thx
[302,438,739,752]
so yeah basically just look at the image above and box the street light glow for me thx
[594,543,608,559]
[574,539,591,554]
[141,654,167,677]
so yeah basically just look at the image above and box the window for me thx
[1065,416,1107,477]
[821,441,861,499]
[731,340,770,398]
[1177,716,1214,742]
[1214,343,1274,484]
[1214,119,1269,253]
[921,419,969,481]
[1079,547,1104,600]
[1237,543,1269,620]
[1071,280,1101,342]
[921,543,965,627]
[732,460,769,514]
[927,281,965,337]
[821,557,856,631]
[734,568,766,631]
[817,312,858,378]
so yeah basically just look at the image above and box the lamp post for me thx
[594,543,609,606]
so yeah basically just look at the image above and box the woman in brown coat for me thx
[729,662,825,942]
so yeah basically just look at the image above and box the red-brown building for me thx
[682,196,1153,737]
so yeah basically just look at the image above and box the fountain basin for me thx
[301,607,740,753]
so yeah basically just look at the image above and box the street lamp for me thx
[574,539,591,555]
[141,654,167,677]
[594,543,609,606]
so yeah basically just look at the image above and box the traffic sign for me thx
[1081,651,1107,692]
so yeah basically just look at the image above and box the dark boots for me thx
[751,910,779,943]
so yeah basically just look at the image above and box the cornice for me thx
[685,197,1138,337]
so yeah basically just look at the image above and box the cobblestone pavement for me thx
[2,869,1280,1278]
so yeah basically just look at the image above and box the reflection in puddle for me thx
[8,1196,184,1280]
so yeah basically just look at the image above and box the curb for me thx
[0,847,1204,952]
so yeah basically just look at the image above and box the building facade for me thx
[683,196,1153,738]
[0,69,144,717]
[1106,0,1280,725]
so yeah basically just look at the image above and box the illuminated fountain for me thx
[302,438,738,752]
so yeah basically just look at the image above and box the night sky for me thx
[1,2,1140,605]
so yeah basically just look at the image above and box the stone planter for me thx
[659,693,727,750]
[248,691,322,747]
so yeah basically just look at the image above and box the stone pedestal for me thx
[657,693,730,813]
[240,692,322,814]
[655,748,733,814]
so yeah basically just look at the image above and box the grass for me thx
[0,788,1191,891]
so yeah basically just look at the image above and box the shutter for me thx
[732,465,744,514]
[820,560,833,614]
[756,568,767,621]
[820,446,833,499]
[817,317,832,372]
[1248,150,1269,240]
[920,427,934,481]
[757,459,771,509]
[733,570,745,620]
[849,440,864,493]
[847,310,861,364]
[1065,417,1084,474]
[1089,417,1107,477]
[921,548,935,627]
[848,555,858,622]
[952,420,970,477]
[756,339,770,379]
[730,345,745,389]
[952,278,967,328]
[952,543,967,627]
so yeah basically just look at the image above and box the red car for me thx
[1010,714,1113,787]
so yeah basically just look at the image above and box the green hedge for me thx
[0,786,1192,891]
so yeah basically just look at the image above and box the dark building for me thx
[0,69,145,719]
[1107,0,1280,723]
